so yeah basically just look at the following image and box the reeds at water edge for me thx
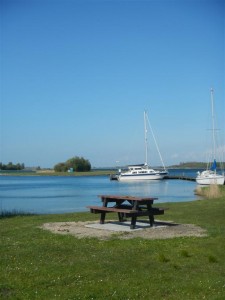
[195,184,222,198]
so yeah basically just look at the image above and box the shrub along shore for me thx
[1,186,225,299]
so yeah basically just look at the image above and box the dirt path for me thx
[41,220,207,240]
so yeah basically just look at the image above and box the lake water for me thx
[0,169,201,214]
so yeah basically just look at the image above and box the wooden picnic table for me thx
[87,194,166,229]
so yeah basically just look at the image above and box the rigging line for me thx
[210,88,224,172]
[211,88,216,161]
[146,112,167,170]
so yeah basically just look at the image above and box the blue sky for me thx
[1,0,225,168]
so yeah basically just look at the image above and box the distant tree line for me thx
[169,161,225,169]
[172,162,207,168]
[0,162,25,170]
[54,156,91,172]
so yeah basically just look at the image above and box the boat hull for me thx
[196,174,224,185]
[118,172,168,181]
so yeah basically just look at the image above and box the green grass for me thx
[1,191,225,299]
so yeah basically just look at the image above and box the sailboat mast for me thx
[144,111,148,165]
[211,88,216,160]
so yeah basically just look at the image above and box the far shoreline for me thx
[0,167,205,177]
[0,170,115,176]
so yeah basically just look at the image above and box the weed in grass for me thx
[208,255,218,263]
[173,264,181,270]
[180,249,191,258]
[121,231,130,235]
[158,253,170,263]
[0,285,15,298]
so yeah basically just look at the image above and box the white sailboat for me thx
[117,111,168,181]
[196,89,225,185]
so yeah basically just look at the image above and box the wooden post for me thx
[149,214,154,227]
[100,212,106,224]
[130,216,137,229]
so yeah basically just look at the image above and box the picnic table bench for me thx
[87,194,167,229]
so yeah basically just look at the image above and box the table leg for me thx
[133,200,138,210]
[130,216,137,229]
[100,212,106,224]
[102,198,108,207]
[149,214,154,227]
[118,212,125,222]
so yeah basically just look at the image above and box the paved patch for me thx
[85,220,168,232]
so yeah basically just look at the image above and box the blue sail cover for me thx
[210,159,217,171]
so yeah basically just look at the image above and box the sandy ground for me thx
[41,220,207,240]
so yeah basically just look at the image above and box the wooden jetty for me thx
[164,175,196,182]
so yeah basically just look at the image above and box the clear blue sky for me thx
[1,0,225,168]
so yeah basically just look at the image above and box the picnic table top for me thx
[98,195,158,201]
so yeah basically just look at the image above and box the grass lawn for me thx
[1,188,225,299]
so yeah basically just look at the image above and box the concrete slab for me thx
[85,220,168,232]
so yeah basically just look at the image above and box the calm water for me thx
[0,169,201,214]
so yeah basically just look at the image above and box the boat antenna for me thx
[146,111,167,171]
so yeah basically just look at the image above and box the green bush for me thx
[54,156,91,172]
